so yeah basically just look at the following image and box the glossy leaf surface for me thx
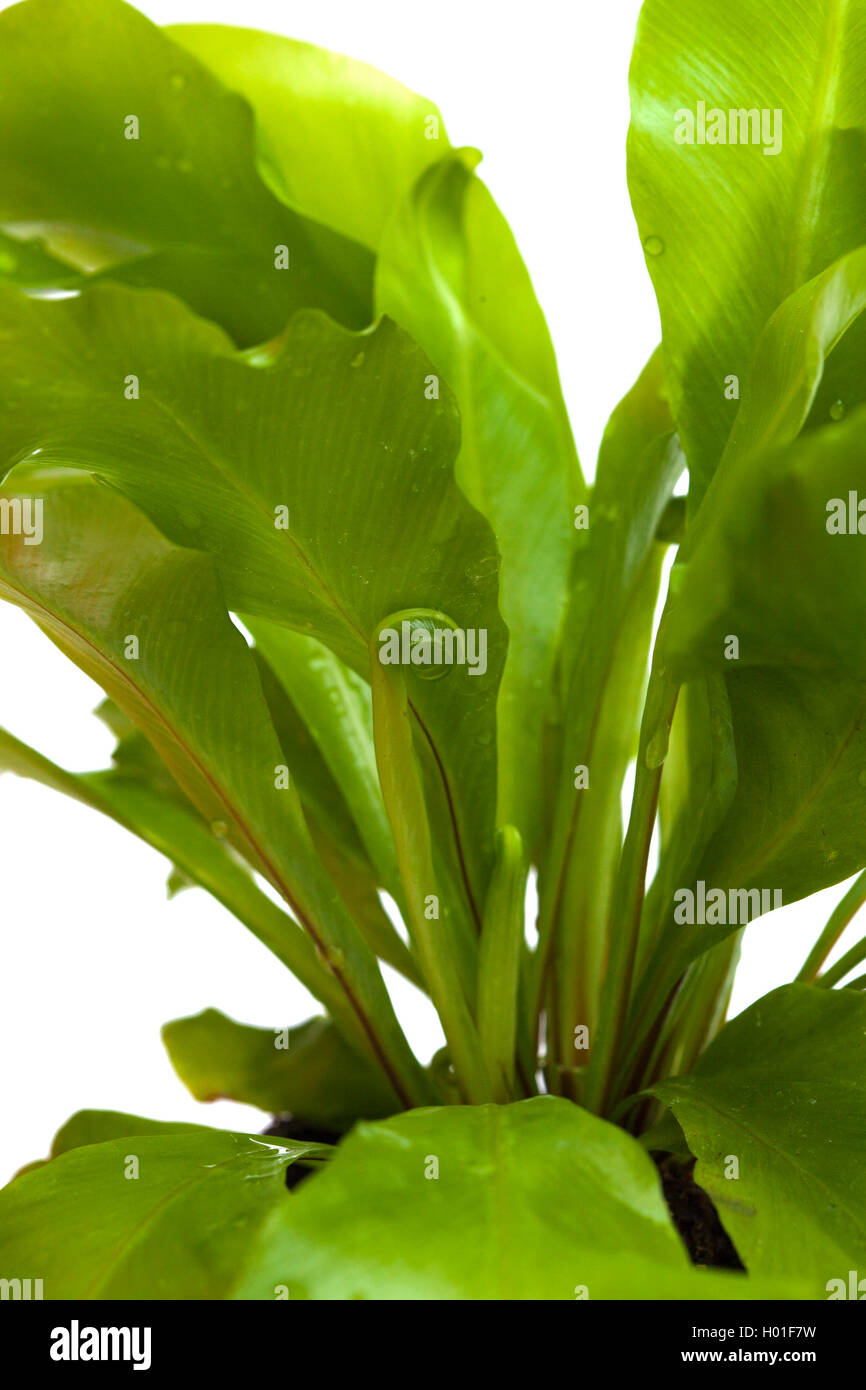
[0,0,372,343]
[0,1129,325,1299]
[170,22,449,251]
[652,985,866,1290]
[0,285,507,917]
[629,0,866,499]
[0,472,425,1103]
[235,1097,806,1299]
[378,154,579,846]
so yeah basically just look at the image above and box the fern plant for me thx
[0,0,865,1300]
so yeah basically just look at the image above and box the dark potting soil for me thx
[262,1115,343,1190]
[656,1155,745,1270]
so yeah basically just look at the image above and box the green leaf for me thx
[601,673,739,1103]
[666,407,866,685]
[651,984,866,1290]
[0,723,115,818]
[9,1110,216,1185]
[0,229,78,287]
[253,647,375,870]
[660,410,866,897]
[0,285,507,922]
[537,351,681,1066]
[251,647,422,986]
[233,1096,807,1299]
[169,22,449,252]
[95,698,198,811]
[249,620,399,899]
[798,868,866,982]
[0,472,428,1106]
[478,826,527,1101]
[623,258,866,1078]
[51,1111,214,1156]
[627,394,866,1063]
[628,0,866,500]
[377,153,580,847]
[0,0,372,344]
[162,1010,399,1130]
[0,1129,326,1299]
[656,676,737,882]
[308,820,423,989]
[369,651,492,1103]
[718,245,866,471]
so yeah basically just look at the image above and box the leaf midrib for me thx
[0,571,410,1096]
[121,312,481,927]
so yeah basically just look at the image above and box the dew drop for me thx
[350,350,365,368]
[643,235,665,257]
[830,399,846,421]
[644,726,669,769]
[210,819,229,839]
[379,608,461,681]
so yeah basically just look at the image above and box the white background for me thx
[0,0,859,1184]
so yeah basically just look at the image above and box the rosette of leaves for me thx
[0,0,864,1300]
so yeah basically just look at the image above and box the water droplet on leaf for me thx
[830,399,846,421]
[644,726,669,769]
[379,608,461,681]
[643,235,665,257]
